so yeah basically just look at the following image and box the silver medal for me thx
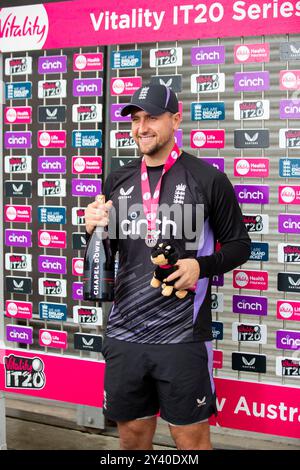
[145,229,159,248]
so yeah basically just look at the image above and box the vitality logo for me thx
[72,104,102,123]
[150,47,183,67]
[276,357,300,377]
[38,79,66,98]
[191,73,225,93]
[232,322,267,344]
[73,306,103,326]
[234,100,270,120]
[38,278,67,297]
[110,76,142,96]
[4,354,46,389]
[5,56,32,75]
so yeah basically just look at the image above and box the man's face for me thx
[131,109,181,156]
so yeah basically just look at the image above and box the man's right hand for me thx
[85,199,113,235]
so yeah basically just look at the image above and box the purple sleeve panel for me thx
[193,219,214,324]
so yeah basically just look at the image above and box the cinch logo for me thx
[232,294,268,316]
[280,99,300,119]
[121,216,177,238]
[4,354,46,389]
[278,214,300,234]
[73,79,102,97]
[5,131,31,149]
[38,156,66,174]
[191,46,225,65]
[5,229,32,247]
[0,5,49,52]
[235,185,269,204]
[38,55,67,74]
[110,103,132,122]
[234,71,269,92]
[276,330,300,350]
[71,178,101,197]
[72,282,83,300]
[38,255,66,275]
[7,325,33,345]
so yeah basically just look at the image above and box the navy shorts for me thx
[102,337,217,426]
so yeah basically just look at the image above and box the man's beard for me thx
[137,136,172,156]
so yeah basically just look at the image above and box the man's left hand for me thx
[164,259,200,290]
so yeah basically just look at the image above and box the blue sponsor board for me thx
[250,242,269,262]
[72,130,102,148]
[111,49,142,69]
[279,158,300,178]
[38,206,66,224]
[191,102,225,121]
[5,81,32,100]
[212,321,224,340]
[39,302,67,321]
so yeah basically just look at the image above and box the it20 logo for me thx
[4,354,46,390]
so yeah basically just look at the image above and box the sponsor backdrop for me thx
[0,1,300,440]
